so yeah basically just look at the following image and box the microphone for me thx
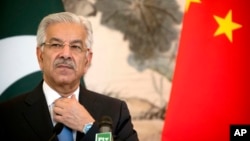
[48,123,64,141]
[99,116,113,133]
[95,116,113,141]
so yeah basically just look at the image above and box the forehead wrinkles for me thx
[45,22,87,42]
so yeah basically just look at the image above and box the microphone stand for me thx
[48,123,64,141]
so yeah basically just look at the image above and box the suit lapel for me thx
[21,82,98,140]
[23,82,54,140]
[78,85,99,117]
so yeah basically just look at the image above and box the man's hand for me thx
[53,95,95,132]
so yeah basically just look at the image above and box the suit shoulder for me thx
[0,91,33,113]
[86,89,123,103]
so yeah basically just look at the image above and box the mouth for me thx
[56,64,74,69]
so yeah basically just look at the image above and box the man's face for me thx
[36,23,92,88]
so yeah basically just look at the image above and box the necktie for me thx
[57,126,74,141]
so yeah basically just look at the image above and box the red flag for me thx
[162,0,250,141]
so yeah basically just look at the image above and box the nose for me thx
[59,44,72,59]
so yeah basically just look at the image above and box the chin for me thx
[55,77,74,84]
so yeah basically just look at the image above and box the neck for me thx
[44,80,80,97]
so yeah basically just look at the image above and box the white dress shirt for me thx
[43,81,79,141]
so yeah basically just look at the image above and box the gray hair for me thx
[36,12,93,49]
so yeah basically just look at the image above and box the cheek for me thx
[42,54,56,71]
[76,58,88,71]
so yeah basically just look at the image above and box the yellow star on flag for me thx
[185,0,201,12]
[214,10,242,42]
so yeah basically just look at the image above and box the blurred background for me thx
[69,0,185,140]
[0,0,185,140]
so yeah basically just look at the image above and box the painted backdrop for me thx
[62,0,185,140]
[0,0,185,140]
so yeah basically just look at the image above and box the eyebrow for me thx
[48,37,63,43]
[48,37,84,46]
[70,40,84,46]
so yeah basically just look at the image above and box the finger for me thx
[54,99,68,108]
[53,106,64,116]
[53,113,63,123]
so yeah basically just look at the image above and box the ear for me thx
[83,50,93,72]
[36,46,44,71]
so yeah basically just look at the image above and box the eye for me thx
[70,45,83,52]
[50,43,63,48]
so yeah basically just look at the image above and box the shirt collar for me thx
[42,81,80,107]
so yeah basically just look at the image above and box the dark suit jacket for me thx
[0,81,138,141]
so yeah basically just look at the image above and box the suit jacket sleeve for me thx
[114,101,138,141]
[78,91,139,141]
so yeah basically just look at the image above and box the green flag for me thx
[0,0,64,102]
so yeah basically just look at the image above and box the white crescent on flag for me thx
[0,35,40,95]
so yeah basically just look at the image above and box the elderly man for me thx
[0,12,138,141]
